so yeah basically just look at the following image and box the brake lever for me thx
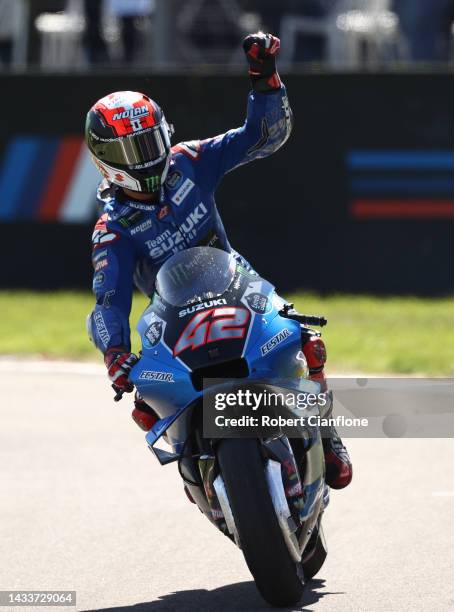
[112,385,125,402]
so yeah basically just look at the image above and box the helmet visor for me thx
[91,124,170,168]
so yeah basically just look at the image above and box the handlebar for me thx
[297,314,327,327]
[279,304,327,327]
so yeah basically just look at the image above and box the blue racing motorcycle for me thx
[127,247,329,607]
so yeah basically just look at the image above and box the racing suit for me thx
[88,85,292,353]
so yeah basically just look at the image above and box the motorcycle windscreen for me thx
[155,246,236,307]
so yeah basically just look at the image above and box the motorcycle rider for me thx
[86,33,352,490]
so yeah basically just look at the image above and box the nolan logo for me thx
[112,106,149,121]
[130,219,153,235]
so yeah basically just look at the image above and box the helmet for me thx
[85,91,174,193]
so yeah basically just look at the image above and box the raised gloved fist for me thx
[104,347,139,393]
[243,32,281,92]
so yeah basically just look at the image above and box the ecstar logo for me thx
[260,328,293,356]
[138,371,174,382]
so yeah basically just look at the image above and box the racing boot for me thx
[301,330,353,490]
[131,392,159,431]
[320,418,353,490]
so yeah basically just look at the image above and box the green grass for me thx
[1,291,453,375]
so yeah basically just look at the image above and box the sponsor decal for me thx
[247,118,270,156]
[165,170,183,189]
[127,201,157,212]
[233,276,242,290]
[93,158,142,191]
[260,328,293,356]
[206,232,220,247]
[92,227,119,248]
[246,292,270,314]
[112,106,149,122]
[119,210,142,228]
[92,249,107,263]
[179,298,227,318]
[103,289,115,308]
[144,321,163,347]
[93,272,105,288]
[130,218,153,235]
[94,258,108,272]
[93,311,110,347]
[146,202,209,258]
[138,370,174,382]
[158,205,170,220]
[172,178,195,205]
[144,175,161,191]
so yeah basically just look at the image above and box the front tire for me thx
[217,438,304,607]
[301,523,328,579]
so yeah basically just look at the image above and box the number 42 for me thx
[174,307,250,356]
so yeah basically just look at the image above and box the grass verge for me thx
[1,291,453,375]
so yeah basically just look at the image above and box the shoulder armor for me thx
[171,140,201,161]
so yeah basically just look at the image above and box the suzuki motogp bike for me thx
[124,247,329,607]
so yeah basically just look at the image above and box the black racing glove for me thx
[243,32,282,93]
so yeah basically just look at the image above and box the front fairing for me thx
[130,297,199,419]
[130,264,319,451]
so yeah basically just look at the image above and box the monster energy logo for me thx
[144,176,161,191]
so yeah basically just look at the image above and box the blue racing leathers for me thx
[88,85,292,354]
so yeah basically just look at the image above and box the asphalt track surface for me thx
[1,361,454,612]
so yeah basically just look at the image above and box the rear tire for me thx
[217,438,304,607]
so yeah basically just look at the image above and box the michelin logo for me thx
[172,178,195,205]
[260,328,293,356]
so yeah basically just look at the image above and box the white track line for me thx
[0,359,104,376]
[432,491,454,497]
[0,359,424,379]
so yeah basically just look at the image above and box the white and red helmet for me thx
[86,91,174,193]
